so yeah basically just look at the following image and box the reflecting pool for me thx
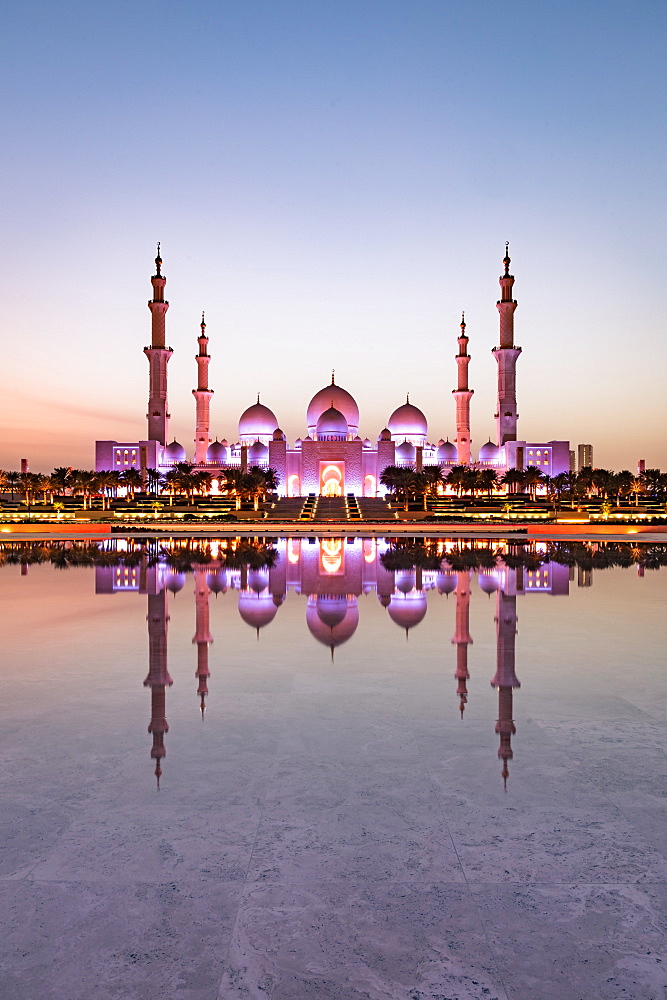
[1,536,666,999]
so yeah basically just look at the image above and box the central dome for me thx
[307,377,359,436]
[316,405,348,440]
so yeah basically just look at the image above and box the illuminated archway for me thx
[364,474,376,497]
[288,474,300,497]
[320,463,344,496]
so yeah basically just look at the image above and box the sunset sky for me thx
[1,0,665,472]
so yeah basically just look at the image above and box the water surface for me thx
[1,536,666,999]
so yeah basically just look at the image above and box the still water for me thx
[1,536,666,1000]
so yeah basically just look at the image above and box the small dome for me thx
[478,570,502,594]
[164,571,186,594]
[239,399,278,438]
[249,440,269,462]
[307,380,359,435]
[396,440,415,461]
[238,591,278,630]
[363,438,372,448]
[387,400,427,438]
[479,440,501,461]
[165,440,186,462]
[438,439,458,462]
[378,427,392,442]
[273,428,286,441]
[316,405,348,439]
[436,571,458,595]
[206,570,227,595]
[386,591,428,632]
[206,439,227,462]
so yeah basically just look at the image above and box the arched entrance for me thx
[320,463,344,496]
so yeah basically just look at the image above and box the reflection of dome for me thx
[378,428,392,442]
[239,399,278,439]
[206,439,227,462]
[396,440,415,461]
[386,591,428,632]
[395,570,416,594]
[206,570,226,594]
[316,406,348,440]
[164,571,186,594]
[238,591,278,630]
[248,569,269,593]
[478,570,502,594]
[479,440,501,461]
[436,571,458,594]
[387,400,427,438]
[248,441,269,463]
[165,440,186,462]
[438,439,458,462]
[306,595,359,651]
[307,380,359,435]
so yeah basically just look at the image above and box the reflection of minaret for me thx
[451,571,472,718]
[452,313,474,465]
[192,567,213,716]
[492,243,521,446]
[491,588,520,789]
[143,589,172,787]
[144,244,173,446]
[192,312,214,464]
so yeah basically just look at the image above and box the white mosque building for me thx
[95,244,570,495]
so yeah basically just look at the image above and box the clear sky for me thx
[1,0,665,472]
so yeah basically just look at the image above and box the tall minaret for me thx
[192,312,213,464]
[493,243,521,446]
[451,569,473,718]
[192,566,213,716]
[452,312,474,464]
[144,244,173,446]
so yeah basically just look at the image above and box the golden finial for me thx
[155,242,162,275]
[331,369,335,385]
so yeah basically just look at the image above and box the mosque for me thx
[95,245,570,493]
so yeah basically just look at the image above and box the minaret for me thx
[492,243,521,446]
[144,244,173,446]
[452,312,474,464]
[451,570,473,718]
[192,312,214,464]
[491,586,521,789]
[192,566,213,715]
[143,588,173,787]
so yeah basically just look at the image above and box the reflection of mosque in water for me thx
[95,538,572,788]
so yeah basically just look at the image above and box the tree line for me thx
[379,464,667,509]
[0,464,279,511]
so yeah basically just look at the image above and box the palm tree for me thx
[379,465,406,499]
[51,467,73,496]
[591,468,613,499]
[5,470,21,500]
[421,465,444,509]
[523,467,544,500]
[445,465,470,498]
[96,471,121,510]
[69,470,98,509]
[501,468,526,495]
[145,468,165,496]
[477,468,498,498]
[629,475,645,506]
[611,470,633,505]
[119,468,144,500]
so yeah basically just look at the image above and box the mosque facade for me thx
[95,245,570,493]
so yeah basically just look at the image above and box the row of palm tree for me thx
[379,463,667,508]
[0,463,280,512]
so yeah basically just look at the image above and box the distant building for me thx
[96,244,571,494]
[577,443,593,471]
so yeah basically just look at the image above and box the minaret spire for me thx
[493,243,521,446]
[144,245,173,446]
[192,312,214,464]
[452,312,474,464]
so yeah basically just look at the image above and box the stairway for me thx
[312,496,348,521]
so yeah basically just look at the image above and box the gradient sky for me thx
[1,0,665,472]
